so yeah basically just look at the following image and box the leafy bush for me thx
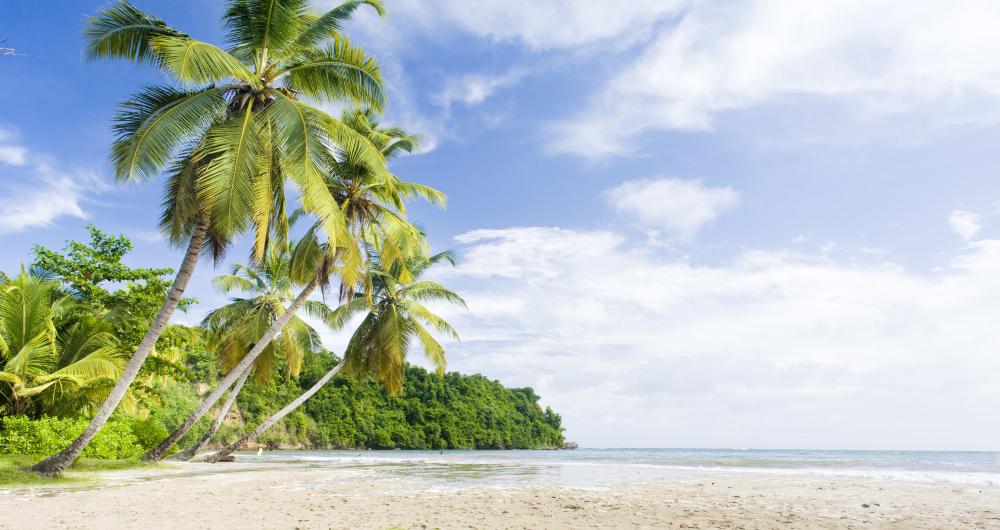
[0,416,144,459]
[129,417,169,450]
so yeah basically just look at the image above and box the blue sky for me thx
[2,0,1000,449]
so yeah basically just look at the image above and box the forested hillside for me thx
[228,353,564,450]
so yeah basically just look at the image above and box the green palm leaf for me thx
[112,85,230,183]
[150,35,260,87]
[193,104,264,244]
[4,331,57,379]
[84,0,184,64]
[294,0,385,50]
[159,146,202,242]
[224,0,308,64]
[280,37,385,109]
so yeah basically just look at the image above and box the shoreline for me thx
[2,460,998,529]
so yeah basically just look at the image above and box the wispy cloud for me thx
[345,0,685,51]
[0,127,106,233]
[437,69,526,109]
[548,0,1000,159]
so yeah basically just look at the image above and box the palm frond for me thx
[224,0,308,64]
[112,85,229,183]
[265,95,351,247]
[411,320,445,375]
[402,300,460,341]
[400,281,466,309]
[4,331,56,379]
[294,0,385,50]
[159,144,202,242]
[150,35,259,87]
[324,297,369,330]
[213,274,258,293]
[193,104,264,244]
[84,0,185,64]
[396,181,446,208]
[43,345,126,382]
[279,36,385,109]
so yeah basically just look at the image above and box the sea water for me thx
[237,448,1000,488]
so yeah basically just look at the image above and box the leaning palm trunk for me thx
[205,362,344,463]
[142,272,321,462]
[32,216,210,476]
[169,366,251,461]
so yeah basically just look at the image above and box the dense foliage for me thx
[0,416,144,460]
[0,228,564,458]
[232,352,564,450]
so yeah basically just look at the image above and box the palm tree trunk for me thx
[169,366,251,461]
[142,271,321,462]
[31,215,210,476]
[205,361,344,463]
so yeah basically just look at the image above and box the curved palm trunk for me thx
[32,216,210,476]
[169,366,251,461]
[143,272,321,462]
[205,361,343,463]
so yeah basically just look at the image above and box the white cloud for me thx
[0,145,27,166]
[346,0,686,51]
[438,69,526,109]
[432,227,1000,449]
[0,169,97,234]
[549,0,1000,158]
[606,178,738,239]
[0,128,104,233]
[948,209,981,241]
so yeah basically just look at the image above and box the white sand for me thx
[2,462,998,529]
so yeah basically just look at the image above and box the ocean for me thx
[238,448,1000,488]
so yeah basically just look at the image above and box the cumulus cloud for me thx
[549,0,1000,158]
[948,210,982,241]
[430,227,1000,449]
[606,178,738,239]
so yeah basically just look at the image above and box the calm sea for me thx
[238,448,1000,488]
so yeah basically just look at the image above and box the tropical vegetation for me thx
[0,0,564,478]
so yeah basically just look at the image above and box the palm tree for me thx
[143,113,440,461]
[205,251,464,462]
[0,271,128,417]
[33,0,389,476]
[171,244,330,460]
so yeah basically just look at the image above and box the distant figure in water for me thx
[257,448,263,456]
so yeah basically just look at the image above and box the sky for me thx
[2,0,1000,450]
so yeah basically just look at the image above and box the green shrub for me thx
[129,417,169,450]
[0,416,144,460]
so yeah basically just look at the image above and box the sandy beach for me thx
[1,461,998,529]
